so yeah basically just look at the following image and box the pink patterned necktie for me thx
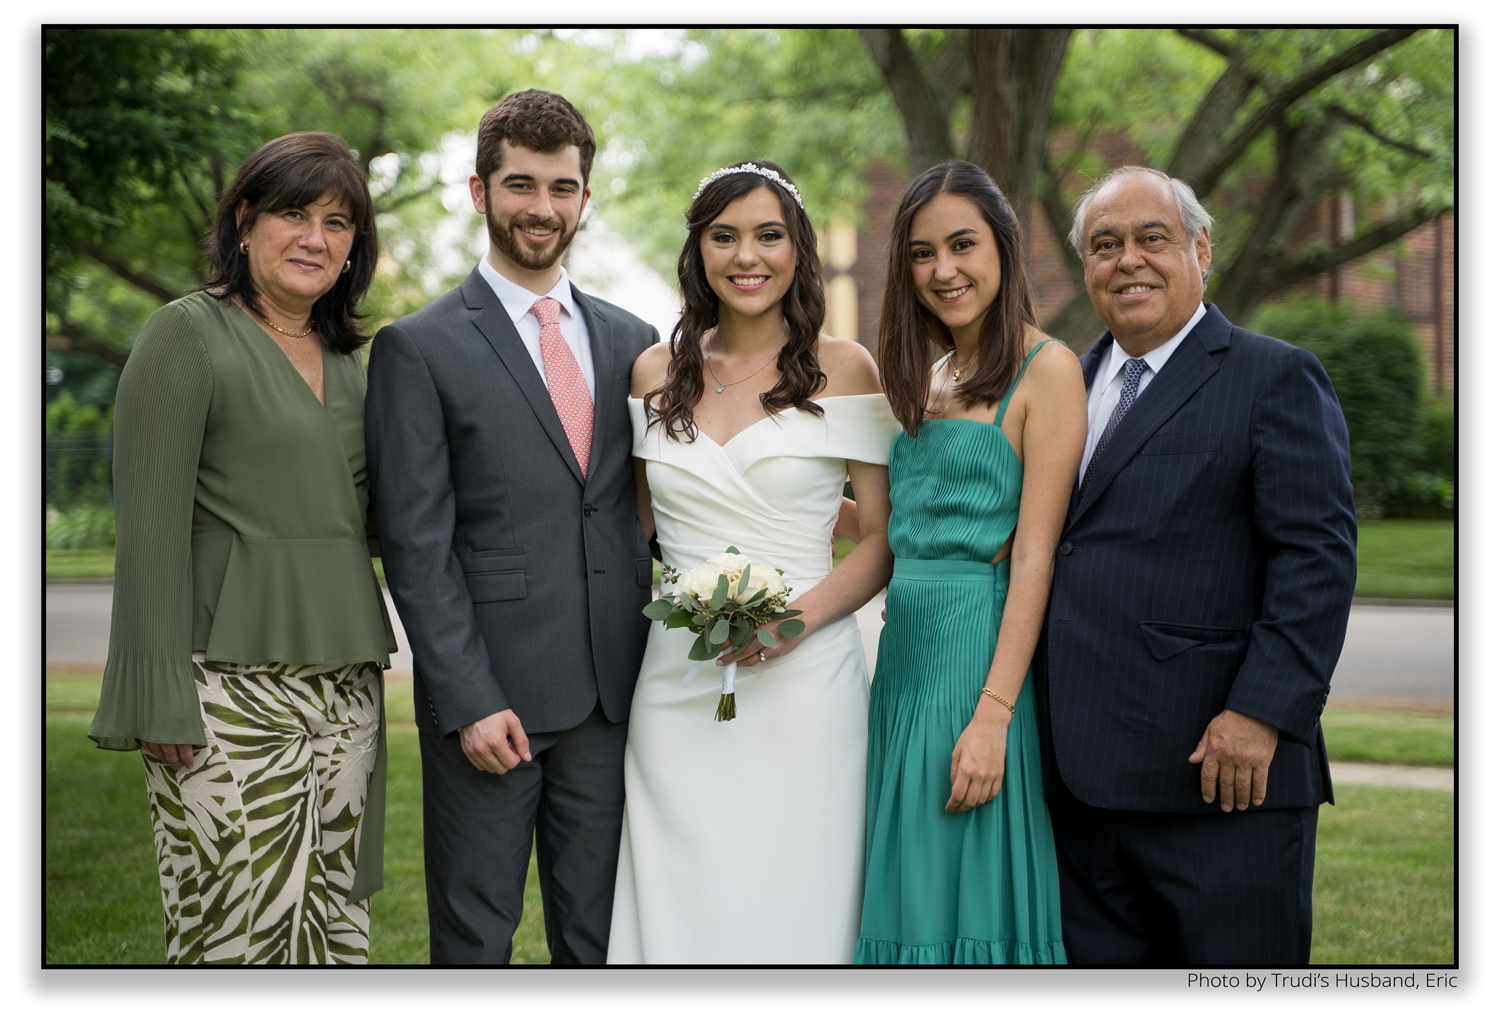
[530,297,593,477]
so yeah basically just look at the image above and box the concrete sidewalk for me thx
[1330,762,1453,791]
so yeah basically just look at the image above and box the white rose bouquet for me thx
[642,546,805,721]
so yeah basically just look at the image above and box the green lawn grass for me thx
[1311,785,1454,964]
[1355,520,1454,600]
[45,548,115,580]
[45,672,1455,966]
[1322,707,1453,766]
[47,712,168,964]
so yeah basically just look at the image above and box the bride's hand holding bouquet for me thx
[642,547,805,721]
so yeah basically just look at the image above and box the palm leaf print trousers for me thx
[140,660,381,964]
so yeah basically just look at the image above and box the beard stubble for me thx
[485,192,581,272]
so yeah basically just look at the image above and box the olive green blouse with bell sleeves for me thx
[88,289,397,900]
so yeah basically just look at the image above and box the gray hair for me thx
[1067,165,1213,260]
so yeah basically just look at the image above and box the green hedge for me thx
[1415,395,1455,478]
[46,391,114,513]
[46,505,115,550]
[1252,298,1449,518]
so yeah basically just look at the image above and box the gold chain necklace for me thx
[255,307,315,339]
[949,349,979,382]
[706,344,781,394]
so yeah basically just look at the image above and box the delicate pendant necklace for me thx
[255,307,315,339]
[950,350,978,382]
[706,346,780,394]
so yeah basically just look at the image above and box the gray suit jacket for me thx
[365,268,658,737]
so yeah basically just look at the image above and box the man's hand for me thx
[459,709,532,775]
[1188,709,1279,811]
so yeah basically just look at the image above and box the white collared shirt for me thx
[1078,302,1207,487]
[476,258,597,401]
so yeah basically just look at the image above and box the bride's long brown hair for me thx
[645,160,826,441]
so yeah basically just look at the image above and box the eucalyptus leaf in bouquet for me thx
[641,546,804,720]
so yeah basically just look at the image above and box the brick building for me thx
[823,145,1454,397]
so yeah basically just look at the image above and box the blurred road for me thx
[46,584,1453,708]
[46,581,419,676]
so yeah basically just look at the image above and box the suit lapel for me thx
[572,285,614,494]
[464,270,585,486]
[1066,335,1113,519]
[1069,306,1232,526]
[1077,333,1111,392]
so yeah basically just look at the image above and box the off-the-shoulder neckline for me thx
[626,393,887,402]
[629,393,891,449]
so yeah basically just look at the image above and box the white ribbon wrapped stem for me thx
[683,658,752,688]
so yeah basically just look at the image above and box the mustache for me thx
[513,215,564,232]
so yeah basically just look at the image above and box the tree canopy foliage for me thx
[45,28,246,370]
[550,28,903,283]
[44,27,1454,403]
[538,28,1453,344]
[45,28,519,400]
[848,27,1454,342]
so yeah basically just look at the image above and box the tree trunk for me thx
[1257,202,1450,308]
[1041,289,1106,353]
[53,320,130,369]
[83,244,178,304]
[968,28,1072,226]
[1209,118,1333,323]
[1172,28,1419,197]
[859,29,957,176]
[1165,56,1259,185]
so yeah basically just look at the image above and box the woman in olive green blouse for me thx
[89,132,396,964]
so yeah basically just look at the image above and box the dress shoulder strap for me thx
[993,338,1065,425]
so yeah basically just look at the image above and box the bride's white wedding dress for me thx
[607,394,901,964]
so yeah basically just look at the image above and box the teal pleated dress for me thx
[855,340,1067,965]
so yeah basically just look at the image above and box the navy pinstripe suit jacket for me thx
[1035,304,1357,813]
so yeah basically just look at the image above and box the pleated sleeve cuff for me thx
[88,655,206,751]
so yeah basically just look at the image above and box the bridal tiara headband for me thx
[693,163,805,210]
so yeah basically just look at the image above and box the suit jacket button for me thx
[1059,541,1074,556]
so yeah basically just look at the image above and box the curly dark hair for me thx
[476,89,596,188]
[201,132,377,355]
[879,160,1039,436]
[645,161,826,441]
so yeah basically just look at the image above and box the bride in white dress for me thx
[607,161,900,963]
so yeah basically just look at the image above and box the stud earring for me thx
[342,260,352,274]
[239,240,249,256]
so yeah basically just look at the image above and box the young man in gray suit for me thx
[365,90,658,964]
[1036,167,1357,965]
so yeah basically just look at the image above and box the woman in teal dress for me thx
[855,161,1086,964]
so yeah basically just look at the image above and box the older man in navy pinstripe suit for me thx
[1036,167,1357,965]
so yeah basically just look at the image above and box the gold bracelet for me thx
[981,687,1015,714]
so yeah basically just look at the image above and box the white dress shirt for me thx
[476,258,597,401]
[1078,302,1207,487]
